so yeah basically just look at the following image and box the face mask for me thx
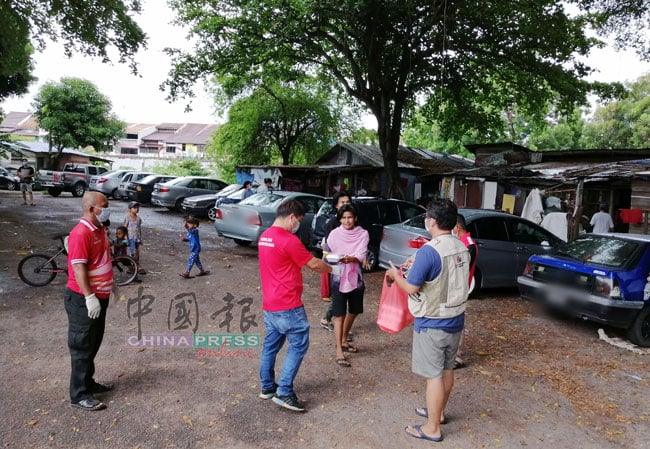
[96,207,111,223]
[292,222,300,234]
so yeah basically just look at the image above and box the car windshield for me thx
[217,184,243,197]
[139,174,165,184]
[239,192,286,207]
[554,235,642,268]
[403,214,426,229]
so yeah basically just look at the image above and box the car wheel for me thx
[111,188,121,200]
[627,306,650,347]
[175,198,185,212]
[72,182,86,197]
[234,239,252,246]
[208,207,217,221]
[363,246,378,272]
[48,187,62,197]
[7,181,17,191]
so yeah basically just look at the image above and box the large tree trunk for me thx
[375,95,405,199]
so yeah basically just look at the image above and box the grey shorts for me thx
[20,183,33,192]
[412,328,462,379]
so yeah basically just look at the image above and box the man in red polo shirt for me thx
[64,192,114,411]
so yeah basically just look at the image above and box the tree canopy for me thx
[33,78,125,162]
[165,0,626,198]
[0,0,146,102]
[209,79,342,178]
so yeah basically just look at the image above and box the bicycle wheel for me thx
[18,254,58,286]
[113,255,138,286]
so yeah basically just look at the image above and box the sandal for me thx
[342,344,358,353]
[196,270,210,276]
[415,407,448,424]
[335,357,351,367]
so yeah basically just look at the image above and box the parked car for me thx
[151,176,228,211]
[181,183,243,219]
[214,191,325,247]
[518,233,650,346]
[0,166,20,190]
[89,170,135,199]
[125,174,178,204]
[379,209,565,290]
[310,197,423,270]
[39,163,109,197]
[116,172,155,200]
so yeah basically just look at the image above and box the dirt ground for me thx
[1,190,649,449]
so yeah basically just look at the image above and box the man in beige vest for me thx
[386,198,469,443]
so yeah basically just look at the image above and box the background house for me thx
[237,142,473,200]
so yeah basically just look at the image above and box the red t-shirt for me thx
[258,225,313,312]
[66,218,114,299]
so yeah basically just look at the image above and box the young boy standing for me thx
[180,217,209,278]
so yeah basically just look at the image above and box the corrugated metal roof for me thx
[324,142,473,171]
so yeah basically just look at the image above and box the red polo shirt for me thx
[66,218,114,299]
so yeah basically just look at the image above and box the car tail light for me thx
[407,236,430,248]
[594,276,619,298]
[523,262,533,275]
[98,178,107,184]
[247,214,262,226]
[159,187,170,193]
[215,209,223,220]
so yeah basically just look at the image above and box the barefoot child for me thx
[180,217,209,278]
[124,201,145,274]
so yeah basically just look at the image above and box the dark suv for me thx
[310,197,423,270]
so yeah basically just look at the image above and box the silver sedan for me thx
[214,191,325,247]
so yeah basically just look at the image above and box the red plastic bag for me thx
[377,270,413,334]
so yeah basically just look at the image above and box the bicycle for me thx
[17,234,139,287]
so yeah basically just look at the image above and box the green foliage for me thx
[208,80,340,173]
[165,0,618,198]
[580,74,650,149]
[33,78,125,158]
[577,0,650,60]
[0,1,146,100]
[0,3,35,102]
[154,159,208,177]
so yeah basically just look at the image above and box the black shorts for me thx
[330,284,364,316]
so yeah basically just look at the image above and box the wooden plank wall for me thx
[629,180,650,234]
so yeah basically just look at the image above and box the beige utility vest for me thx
[408,234,470,319]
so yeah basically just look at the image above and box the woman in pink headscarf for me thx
[326,204,369,367]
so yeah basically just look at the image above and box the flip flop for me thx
[196,270,210,276]
[415,407,448,424]
[404,425,443,442]
[335,357,351,367]
[342,344,358,353]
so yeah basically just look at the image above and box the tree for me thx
[0,0,146,102]
[209,80,341,175]
[165,0,611,198]
[580,74,650,149]
[577,0,650,61]
[33,78,125,165]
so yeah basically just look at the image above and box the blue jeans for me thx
[259,306,310,397]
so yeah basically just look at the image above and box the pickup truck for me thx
[39,163,109,197]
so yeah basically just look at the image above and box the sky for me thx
[1,1,649,126]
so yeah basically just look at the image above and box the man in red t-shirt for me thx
[258,199,337,412]
[64,192,114,411]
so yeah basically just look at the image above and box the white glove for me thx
[85,294,101,319]
[330,264,342,276]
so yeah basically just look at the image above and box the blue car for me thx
[517,233,650,346]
